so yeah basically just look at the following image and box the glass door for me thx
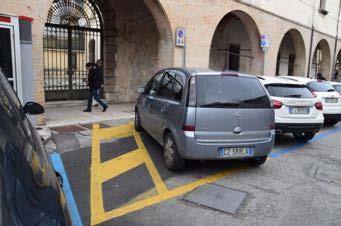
[0,25,16,90]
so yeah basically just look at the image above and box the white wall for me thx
[240,0,340,37]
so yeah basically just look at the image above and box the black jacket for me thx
[88,65,102,90]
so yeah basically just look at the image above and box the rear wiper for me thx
[200,102,240,108]
[327,89,336,92]
[284,94,301,98]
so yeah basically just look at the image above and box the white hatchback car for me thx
[281,76,341,126]
[259,76,324,141]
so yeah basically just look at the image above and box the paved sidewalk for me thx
[45,102,135,127]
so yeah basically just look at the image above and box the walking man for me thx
[84,62,108,112]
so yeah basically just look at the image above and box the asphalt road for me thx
[57,122,341,226]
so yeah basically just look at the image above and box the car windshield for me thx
[333,84,341,93]
[196,75,270,108]
[266,84,314,99]
[308,81,335,92]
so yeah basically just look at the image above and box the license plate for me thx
[218,147,254,158]
[289,107,310,114]
[325,98,338,103]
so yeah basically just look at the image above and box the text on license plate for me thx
[218,147,254,158]
[289,107,310,114]
[325,98,338,103]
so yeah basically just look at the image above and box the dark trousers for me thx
[86,89,107,110]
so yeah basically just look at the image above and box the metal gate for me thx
[43,0,102,101]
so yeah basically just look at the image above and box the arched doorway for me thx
[44,0,103,101]
[275,29,306,76]
[311,39,331,79]
[94,0,173,102]
[209,10,263,74]
[44,0,173,102]
[333,50,341,81]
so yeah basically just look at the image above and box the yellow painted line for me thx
[98,150,145,182]
[91,166,246,225]
[90,124,105,220]
[133,129,169,194]
[98,124,133,140]
[90,123,248,225]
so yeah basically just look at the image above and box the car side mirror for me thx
[137,87,145,94]
[23,102,45,115]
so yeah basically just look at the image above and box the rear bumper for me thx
[275,123,323,133]
[323,114,341,121]
[177,131,275,160]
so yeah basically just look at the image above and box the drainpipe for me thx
[307,0,317,78]
[331,0,341,81]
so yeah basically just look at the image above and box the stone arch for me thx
[275,29,306,76]
[311,39,331,79]
[44,0,173,102]
[333,49,341,81]
[209,10,264,75]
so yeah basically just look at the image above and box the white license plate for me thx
[289,107,310,114]
[218,147,254,158]
[325,98,338,103]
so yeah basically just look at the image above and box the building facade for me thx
[0,0,341,123]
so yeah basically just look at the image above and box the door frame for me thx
[0,16,23,101]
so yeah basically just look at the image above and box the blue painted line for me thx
[50,152,83,226]
[269,127,341,159]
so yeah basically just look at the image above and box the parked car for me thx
[281,76,341,127]
[330,81,341,94]
[135,68,275,170]
[258,76,324,141]
[0,70,71,226]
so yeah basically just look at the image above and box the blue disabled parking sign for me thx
[176,27,186,47]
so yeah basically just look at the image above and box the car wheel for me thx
[248,156,267,167]
[164,132,185,170]
[293,132,315,142]
[135,110,143,132]
[324,119,338,127]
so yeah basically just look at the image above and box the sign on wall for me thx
[176,27,186,47]
[260,34,270,52]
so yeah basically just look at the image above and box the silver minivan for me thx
[135,68,275,170]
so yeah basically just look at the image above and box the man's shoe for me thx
[102,105,108,112]
[83,109,91,112]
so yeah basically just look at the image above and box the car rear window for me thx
[333,84,341,92]
[196,75,271,108]
[308,81,335,92]
[266,84,314,99]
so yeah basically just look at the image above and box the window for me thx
[308,81,335,92]
[288,54,295,76]
[319,0,329,15]
[228,44,240,71]
[266,84,314,99]
[145,72,163,95]
[196,75,270,109]
[157,71,183,101]
[320,0,327,9]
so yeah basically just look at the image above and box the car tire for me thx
[135,110,143,132]
[248,156,267,167]
[293,132,315,142]
[164,132,185,171]
[324,119,338,127]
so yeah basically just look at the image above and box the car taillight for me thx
[315,101,323,110]
[187,77,196,107]
[183,125,195,131]
[270,123,275,130]
[272,100,282,109]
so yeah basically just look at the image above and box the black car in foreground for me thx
[0,70,71,226]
